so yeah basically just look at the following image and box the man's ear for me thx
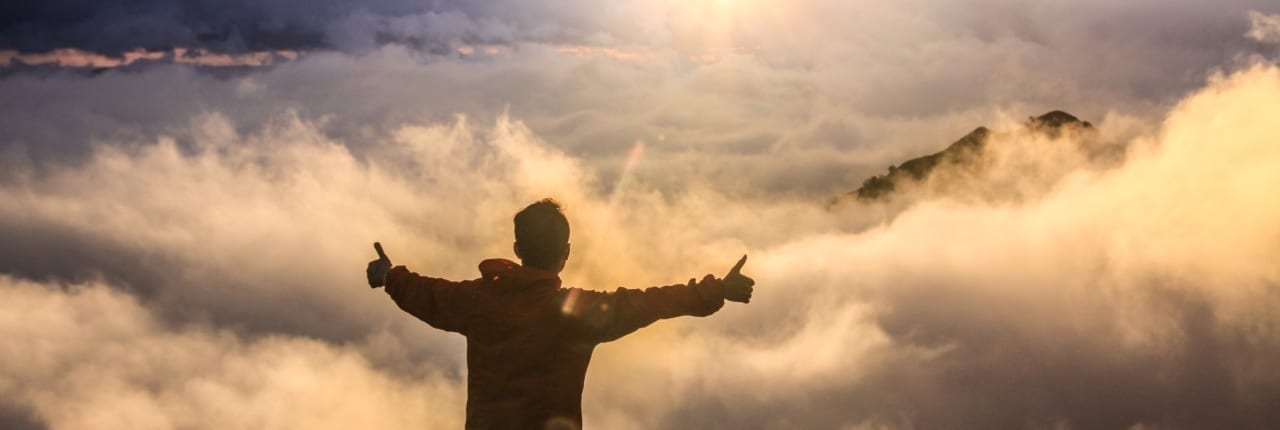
[513,242,522,259]
[563,243,571,261]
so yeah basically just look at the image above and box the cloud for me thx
[2,61,1280,428]
[1247,10,1280,44]
[5,0,1276,203]
[0,46,1020,197]
[4,2,1280,428]
[0,0,636,56]
[1,0,1273,89]
[0,275,467,429]
[651,65,1280,428]
[6,0,1276,179]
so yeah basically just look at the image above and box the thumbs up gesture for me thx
[367,242,392,288]
[723,255,755,303]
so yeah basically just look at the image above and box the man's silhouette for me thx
[366,199,754,430]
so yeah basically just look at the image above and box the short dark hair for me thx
[514,198,570,270]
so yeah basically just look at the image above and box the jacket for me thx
[384,258,726,429]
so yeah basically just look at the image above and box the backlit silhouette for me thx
[365,199,755,429]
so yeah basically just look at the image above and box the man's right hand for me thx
[723,255,755,303]
[367,242,392,288]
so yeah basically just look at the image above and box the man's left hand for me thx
[723,255,755,303]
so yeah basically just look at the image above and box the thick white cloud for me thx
[0,275,466,429]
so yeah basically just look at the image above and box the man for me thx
[366,199,755,429]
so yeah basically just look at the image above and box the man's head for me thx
[513,198,571,272]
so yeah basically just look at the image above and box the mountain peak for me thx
[838,111,1094,203]
[1030,110,1093,130]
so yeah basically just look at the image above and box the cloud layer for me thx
[0,275,467,429]
[5,2,1280,429]
[3,61,1280,428]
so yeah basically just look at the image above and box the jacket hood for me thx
[478,258,561,291]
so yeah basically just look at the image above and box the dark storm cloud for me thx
[1,0,331,54]
[2,0,1274,75]
[0,0,625,55]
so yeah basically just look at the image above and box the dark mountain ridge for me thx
[839,111,1095,203]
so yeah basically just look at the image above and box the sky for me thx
[2,1,1280,429]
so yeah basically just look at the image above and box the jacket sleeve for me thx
[572,278,726,343]
[383,266,478,335]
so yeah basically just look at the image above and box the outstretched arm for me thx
[366,242,477,335]
[576,255,755,342]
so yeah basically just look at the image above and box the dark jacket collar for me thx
[478,258,561,290]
